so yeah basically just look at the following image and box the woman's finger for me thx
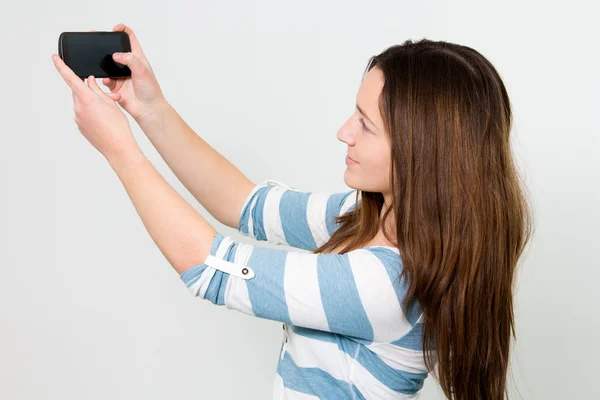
[86,75,102,95]
[103,76,123,91]
[108,92,122,101]
[102,77,117,91]
[86,75,113,102]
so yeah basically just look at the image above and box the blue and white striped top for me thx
[179,179,433,399]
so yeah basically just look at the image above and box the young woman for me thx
[53,23,533,400]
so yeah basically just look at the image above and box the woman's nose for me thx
[336,120,356,145]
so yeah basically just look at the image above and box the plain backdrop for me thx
[1,0,598,399]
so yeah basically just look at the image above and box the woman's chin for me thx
[343,170,358,188]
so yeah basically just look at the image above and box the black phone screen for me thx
[58,32,132,79]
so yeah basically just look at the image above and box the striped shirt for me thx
[179,180,432,399]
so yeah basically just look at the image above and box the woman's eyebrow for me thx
[356,103,377,129]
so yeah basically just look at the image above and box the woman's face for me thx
[337,67,391,195]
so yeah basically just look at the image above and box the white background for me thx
[1,0,598,398]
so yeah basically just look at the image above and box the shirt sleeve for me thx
[237,179,359,252]
[179,232,421,343]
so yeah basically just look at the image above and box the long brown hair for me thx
[314,39,535,400]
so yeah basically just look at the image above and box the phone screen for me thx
[59,32,132,79]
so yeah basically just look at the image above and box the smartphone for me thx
[58,31,132,79]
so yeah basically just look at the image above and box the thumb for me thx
[112,52,143,74]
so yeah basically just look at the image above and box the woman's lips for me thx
[346,155,358,165]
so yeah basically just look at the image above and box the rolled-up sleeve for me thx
[179,232,420,343]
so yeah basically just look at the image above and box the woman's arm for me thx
[106,150,419,342]
[179,231,419,343]
[107,150,218,275]
[134,101,256,230]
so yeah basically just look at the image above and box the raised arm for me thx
[135,101,257,229]
[134,101,359,242]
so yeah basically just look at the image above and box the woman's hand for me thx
[99,24,168,123]
[51,53,139,161]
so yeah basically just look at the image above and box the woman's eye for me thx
[358,117,369,132]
